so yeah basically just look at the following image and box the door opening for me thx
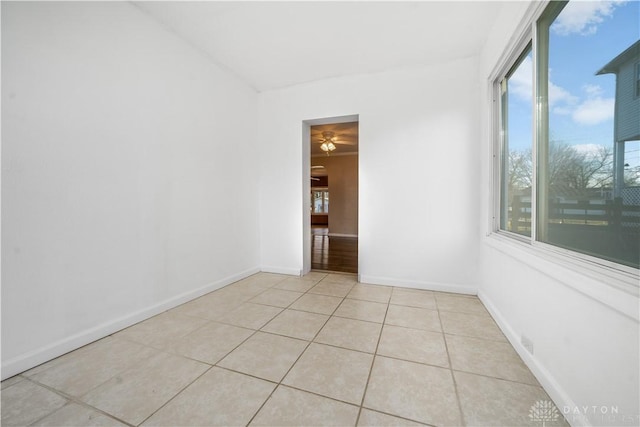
[303,116,358,274]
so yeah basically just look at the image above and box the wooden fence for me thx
[510,197,640,232]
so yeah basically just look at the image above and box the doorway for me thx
[304,117,359,274]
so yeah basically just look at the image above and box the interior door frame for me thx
[301,114,359,275]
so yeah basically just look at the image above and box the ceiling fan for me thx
[311,165,325,181]
[311,122,358,156]
[319,131,337,154]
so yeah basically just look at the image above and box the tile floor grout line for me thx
[438,304,467,426]
[137,307,272,426]
[311,337,379,357]
[136,288,280,427]
[25,338,170,420]
[438,330,509,343]
[216,317,282,331]
[358,406,438,427]
[212,365,281,386]
[365,352,450,371]
[376,321,442,334]
[275,383,362,407]
[20,375,136,427]
[0,374,26,392]
[332,313,385,325]
[449,367,546,388]
[355,294,391,426]
[136,365,216,426]
[243,289,345,427]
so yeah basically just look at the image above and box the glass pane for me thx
[323,191,329,213]
[501,47,533,236]
[313,191,323,214]
[540,0,639,268]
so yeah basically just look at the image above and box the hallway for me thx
[311,226,358,273]
[1,272,566,427]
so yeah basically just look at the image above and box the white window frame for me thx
[488,0,639,300]
[311,188,329,215]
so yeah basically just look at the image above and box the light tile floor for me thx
[1,272,568,427]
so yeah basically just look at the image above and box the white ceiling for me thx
[134,1,504,92]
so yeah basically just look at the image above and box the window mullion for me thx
[533,18,547,243]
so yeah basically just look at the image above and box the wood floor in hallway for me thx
[311,227,358,273]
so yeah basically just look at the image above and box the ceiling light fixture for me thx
[320,131,337,155]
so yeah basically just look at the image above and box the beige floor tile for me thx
[1,380,67,426]
[115,311,210,348]
[273,277,320,292]
[81,352,208,426]
[261,309,329,341]
[377,325,449,367]
[364,356,461,426]
[28,337,156,397]
[240,272,289,288]
[289,293,343,315]
[439,310,507,342]
[385,305,441,332]
[283,343,373,405]
[390,288,436,309]
[455,371,568,426]
[251,385,360,426]
[347,284,392,303]
[170,321,254,364]
[23,337,110,377]
[226,281,274,298]
[214,287,262,303]
[218,332,308,382]
[301,271,329,282]
[249,289,303,308]
[322,273,358,284]
[315,316,382,353]
[1,375,24,390]
[335,299,388,323]
[216,302,283,330]
[170,291,247,320]
[436,293,487,315]
[357,408,426,426]
[33,403,127,426]
[309,280,355,297]
[142,367,275,427]
[446,334,538,385]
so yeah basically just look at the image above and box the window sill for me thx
[484,232,639,321]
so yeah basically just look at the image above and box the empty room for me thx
[2,1,638,426]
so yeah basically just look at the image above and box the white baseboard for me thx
[1,267,260,380]
[478,290,588,427]
[359,274,476,295]
[260,266,302,276]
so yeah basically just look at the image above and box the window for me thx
[496,0,639,270]
[312,189,329,214]
[499,45,533,237]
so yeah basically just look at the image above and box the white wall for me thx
[258,58,480,293]
[478,2,639,425]
[1,2,260,379]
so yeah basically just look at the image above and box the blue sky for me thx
[508,0,640,168]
